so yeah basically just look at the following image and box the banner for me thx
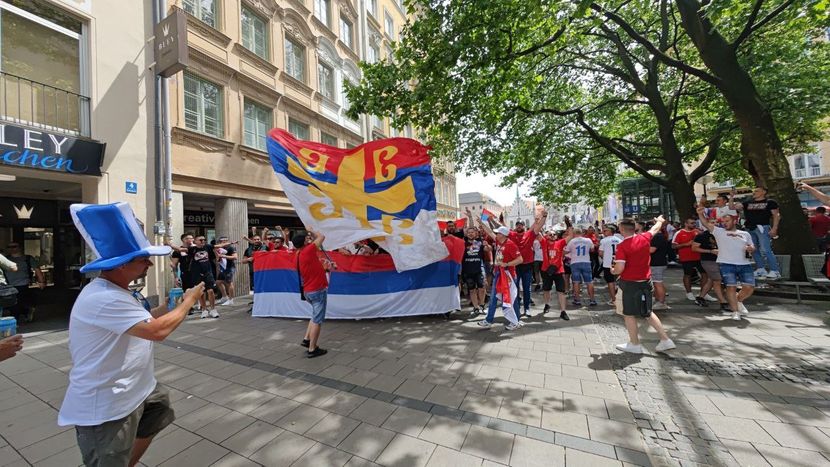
[267,129,447,271]
[252,236,464,319]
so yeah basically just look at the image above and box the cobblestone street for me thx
[1,270,829,466]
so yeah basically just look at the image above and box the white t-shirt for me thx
[712,227,754,266]
[58,278,156,427]
[565,237,594,264]
[599,235,623,268]
[533,239,543,262]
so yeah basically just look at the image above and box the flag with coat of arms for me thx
[266,129,448,271]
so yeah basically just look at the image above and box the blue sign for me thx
[125,181,138,194]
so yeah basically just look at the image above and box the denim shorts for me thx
[570,262,593,284]
[305,288,328,324]
[719,263,755,287]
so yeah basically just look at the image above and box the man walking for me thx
[565,228,596,306]
[732,186,781,279]
[540,227,570,320]
[293,229,329,358]
[809,206,830,252]
[475,222,523,330]
[697,207,756,320]
[59,202,204,467]
[612,216,675,354]
[649,226,671,310]
[672,218,715,306]
[598,225,622,306]
[3,242,46,322]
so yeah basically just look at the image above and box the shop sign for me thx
[183,210,302,228]
[154,9,189,78]
[0,124,105,176]
[0,198,58,226]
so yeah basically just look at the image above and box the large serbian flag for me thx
[252,236,464,319]
[267,129,448,271]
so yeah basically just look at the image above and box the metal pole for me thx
[152,0,164,228]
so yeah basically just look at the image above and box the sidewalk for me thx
[1,269,828,467]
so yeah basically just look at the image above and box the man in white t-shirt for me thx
[696,207,756,321]
[598,225,623,306]
[565,228,597,306]
[59,203,205,467]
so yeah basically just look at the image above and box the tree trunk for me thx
[674,0,817,279]
[669,176,698,221]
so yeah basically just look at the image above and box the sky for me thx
[455,171,535,207]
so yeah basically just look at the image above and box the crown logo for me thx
[14,204,33,220]
[162,23,169,36]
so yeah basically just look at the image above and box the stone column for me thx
[214,198,249,296]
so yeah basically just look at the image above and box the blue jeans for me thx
[305,289,328,324]
[484,269,520,323]
[515,263,533,313]
[719,263,756,287]
[749,225,779,272]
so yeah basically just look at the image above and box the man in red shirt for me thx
[540,227,571,321]
[612,217,675,354]
[508,216,544,317]
[476,222,524,330]
[809,206,830,252]
[292,228,329,358]
[672,217,715,306]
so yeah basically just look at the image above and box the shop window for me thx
[243,98,271,151]
[183,0,218,28]
[285,36,305,82]
[288,117,309,140]
[321,131,337,147]
[184,73,224,138]
[241,5,268,59]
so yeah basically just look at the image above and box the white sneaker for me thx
[216,297,229,305]
[606,300,615,306]
[652,301,669,311]
[721,309,733,316]
[221,298,234,306]
[732,311,741,321]
[477,320,492,328]
[504,322,521,331]
[685,292,696,301]
[753,268,767,278]
[209,309,220,318]
[200,309,209,319]
[703,294,718,302]
[655,339,676,352]
[194,303,202,310]
[738,302,749,316]
[615,343,643,354]
[766,271,781,280]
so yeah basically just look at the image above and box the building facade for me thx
[0,0,162,314]
[504,189,537,229]
[458,192,503,221]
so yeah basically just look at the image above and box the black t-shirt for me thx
[223,245,237,268]
[694,231,718,262]
[462,239,485,274]
[244,244,267,258]
[172,247,193,276]
[742,198,778,229]
[187,245,216,275]
[650,233,670,267]
[447,230,464,239]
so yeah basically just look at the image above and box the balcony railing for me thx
[0,71,90,137]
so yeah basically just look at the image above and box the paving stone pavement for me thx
[1,269,829,467]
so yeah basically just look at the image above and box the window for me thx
[367,42,379,64]
[794,153,821,178]
[385,45,394,61]
[384,12,394,39]
[367,0,377,17]
[241,6,268,59]
[243,98,271,151]
[340,16,353,49]
[285,37,305,82]
[318,62,335,100]
[372,115,383,130]
[288,118,310,140]
[183,0,217,28]
[321,132,338,146]
[314,0,331,27]
[405,126,413,138]
[184,73,223,138]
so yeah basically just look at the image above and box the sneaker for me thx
[615,342,643,354]
[469,308,480,318]
[721,309,733,316]
[766,271,781,280]
[703,294,718,302]
[505,322,521,331]
[572,299,582,306]
[738,302,749,316]
[560,311,570,321]
[694,297,707,307]
[685,292,696,301]
[301,339,310,348]
[477,320,493,328]
[216,297,229,305]
[209,309,220,318]
[652,301,669,311]
[753,268,767,278]
[543,304,551,314]
[606,300,615,306]
[655,339,676,352]
[221,298,235,306]
[588,300,597,306]
[307,347,328,358]
[194,303,202,311]
[732,311,741,321]
[530,299,536,306]
[200,309,209,319]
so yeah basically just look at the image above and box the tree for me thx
[594,0,830,268]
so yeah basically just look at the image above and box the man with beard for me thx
[242,234,269,294]
[509,215,545,317]
[464,209,491,316]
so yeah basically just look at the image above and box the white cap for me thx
[722,209,739,217]
[496,226,510,236]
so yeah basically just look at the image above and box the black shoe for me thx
[543,304,551,314]
[301,339,310,348]
[694,297,707,307]
[560,311,570,321]
[530,299,536,306]
[307,347,328,358]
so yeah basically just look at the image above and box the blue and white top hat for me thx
[70,202,172,273]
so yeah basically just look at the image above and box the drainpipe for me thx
[152,0,164,228]
[153,0,173,246]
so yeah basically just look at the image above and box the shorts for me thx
[76,384,174,467]
[650,266,666,283]
[601,267,616,284]
[719,263,755,287]
[190,271,216,290]
[618,280,654,318]
[681,261,704,276]
[533,260,543,275]
[542,267,566,293]
[570,262,593,284]
[306,288,328,324]
[462,271,485,289]
[700,260,721,281]
[217,267,236,282]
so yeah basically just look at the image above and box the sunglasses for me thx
[196,238,206,242]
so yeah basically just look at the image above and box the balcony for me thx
[794,167,822,179]
[0,71,90,137]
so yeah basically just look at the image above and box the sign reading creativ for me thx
[0,124,106,176]
[154,8,189,78]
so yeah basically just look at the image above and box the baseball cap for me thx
[496,226,510,236]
